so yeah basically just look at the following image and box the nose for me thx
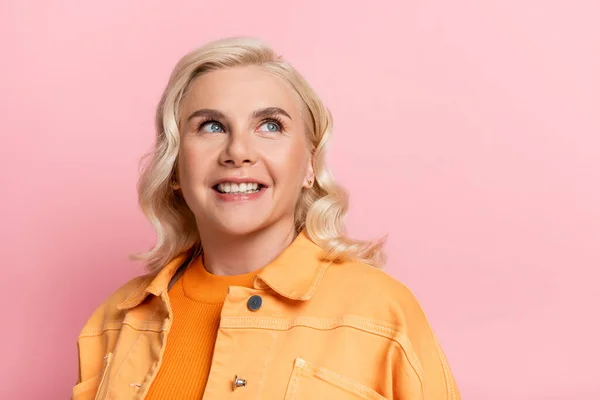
[218,131,257,167]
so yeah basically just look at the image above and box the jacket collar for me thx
[117,230,331,310]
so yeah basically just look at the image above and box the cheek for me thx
[178,142,212,182]
[269,146,308,184]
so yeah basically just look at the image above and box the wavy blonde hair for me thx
[133,37,386,272]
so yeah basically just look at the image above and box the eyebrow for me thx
[186,107,292,123]
[252,107,292,121]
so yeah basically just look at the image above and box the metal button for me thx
[247,295,262,311]
[233,375,247,390]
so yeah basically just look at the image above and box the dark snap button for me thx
[247,295,262,311]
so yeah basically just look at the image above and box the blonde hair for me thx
[133,37,386,272]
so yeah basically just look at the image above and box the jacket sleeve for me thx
[70,275,149,399]
[392,285,461,400]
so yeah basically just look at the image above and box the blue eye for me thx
[200,122,224,133]
[258,121,281,132]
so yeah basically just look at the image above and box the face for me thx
[176,65,314,238]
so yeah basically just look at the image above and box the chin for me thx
[211,214,269,238]
[217,224,263,237]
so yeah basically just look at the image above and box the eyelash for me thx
[195,116,287,133]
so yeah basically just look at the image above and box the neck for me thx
[197,219,297,276]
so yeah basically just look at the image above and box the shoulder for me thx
[325,259,419,303]
[78,273,154,337]
[322,260,429,326]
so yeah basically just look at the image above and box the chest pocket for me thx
[71,352,113,400]
[284,357,387,400]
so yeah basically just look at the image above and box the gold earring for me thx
[307,180,313,187]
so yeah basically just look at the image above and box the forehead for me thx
[181,65,302,119]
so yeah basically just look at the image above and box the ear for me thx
[170,170,181,190]
[171,162,182,190]
[303,154,315,188]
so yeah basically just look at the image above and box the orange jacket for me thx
[72,231,461,399]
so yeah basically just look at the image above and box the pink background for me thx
[2,0,599,398]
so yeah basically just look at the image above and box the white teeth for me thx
[217,182,262,194]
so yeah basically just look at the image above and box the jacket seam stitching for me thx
[391,335,425,399]
[117,276,154,308]
[220,315,398,335]
[434,337,454,400]
[78,321,164,338]
[107,306,161,398]
[297,259,333,300]
[72,372,102,395]
[295,357,387,400]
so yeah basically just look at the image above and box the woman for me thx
[72,37,461,400]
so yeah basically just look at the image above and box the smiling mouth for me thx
[213,182,266,194]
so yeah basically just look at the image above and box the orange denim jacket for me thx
[72,232,461,399]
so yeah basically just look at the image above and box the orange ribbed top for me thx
[145,257,261,400]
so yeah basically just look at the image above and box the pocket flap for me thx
[285,357,387,400]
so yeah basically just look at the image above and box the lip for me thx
[212,177,269,188]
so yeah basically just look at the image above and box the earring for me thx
[306,179,313,187]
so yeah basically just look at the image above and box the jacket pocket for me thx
[284,357,387,400]
[71,353,113,400]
